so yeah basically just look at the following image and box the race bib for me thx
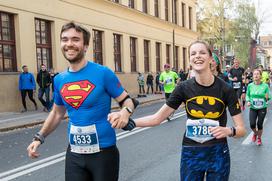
[185,119,219,143]
[252,98,265,109]
[69,124,100,154]
[165,78,173,85]
[233,82,241,89]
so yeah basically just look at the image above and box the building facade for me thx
[259,35,272,69]
[0,0,198,112]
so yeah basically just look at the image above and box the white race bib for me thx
[165,78,173,85]
[69,124,100,154]
[233,82,241,89]
[252,98,265,109]
[185,119,219,143]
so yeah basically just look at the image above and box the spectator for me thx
[37,64,51,112]
[137,72,145,94]
[146,72,154,94]
[155,72,162,94]
[179,68,187,82]
[19,65,38,112]
[48,68,59,110]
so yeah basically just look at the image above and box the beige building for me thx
[259,35,272,68]
[0,0,198,112]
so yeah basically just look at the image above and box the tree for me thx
[197,0,261,67]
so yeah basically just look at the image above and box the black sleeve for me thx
[225,85,241,116]
[166,83,185,110]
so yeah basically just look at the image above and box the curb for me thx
[0,97,164,132]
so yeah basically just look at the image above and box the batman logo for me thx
[60,80,95,109]
[185,96,225,119]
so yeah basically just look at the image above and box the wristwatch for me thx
[124,106,133,114]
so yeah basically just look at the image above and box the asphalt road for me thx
[0,100,272,181]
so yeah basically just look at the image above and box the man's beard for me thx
[63,48,85,64]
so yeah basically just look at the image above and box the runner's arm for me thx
[135,104,175,127]
[39,104,66,137]
[109,91,135,129]
[27,104,66,158]
[231,113,246,138]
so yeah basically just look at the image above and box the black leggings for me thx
[249,108,267,130]
[65,145,119,181]
[21,89,37,109]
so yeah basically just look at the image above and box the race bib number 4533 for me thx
[69,124,100,154]
[186,119,219,143]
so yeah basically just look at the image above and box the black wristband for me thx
[232,127,236,137]
[229,127,236,137]
[122,118,136,131]
[33,132,45,144]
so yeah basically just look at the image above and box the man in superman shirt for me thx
[27,22,137,181]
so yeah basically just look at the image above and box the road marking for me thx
[242,118,267,145]
[0,111,186,180]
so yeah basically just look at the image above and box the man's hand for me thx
[27,141,41,159]
[108,109,130,129]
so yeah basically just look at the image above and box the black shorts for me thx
[65,145,119,181]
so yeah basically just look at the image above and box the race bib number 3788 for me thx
[186,119,219,143]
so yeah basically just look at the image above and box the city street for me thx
[1,100,272,181]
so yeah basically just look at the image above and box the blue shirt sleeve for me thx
[103,67,124,98]
[53,76,64,106]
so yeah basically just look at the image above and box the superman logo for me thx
[60,80,95,109]
[186,96,225,119]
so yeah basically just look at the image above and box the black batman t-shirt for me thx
[166,76,241,146]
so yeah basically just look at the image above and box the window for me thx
[182,47,187,70]
[181,3,186,27]
[156,42,161,72]
[0,12,16,72]
[144,40,150,72]
[143,0,148,13]
[174,46,179,70]
[165,0,169,21]
[93,30,103,65]
[35,18,52,71]
[173,0,178,24]
[154,0,159,17]
[166,44,171,64]
[130,37,137,72]
[113,34,122,72]
[189,6,192,30]
[128,0,135,8]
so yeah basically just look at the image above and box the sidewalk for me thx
[0,94,164,132]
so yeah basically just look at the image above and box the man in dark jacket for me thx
[37,64,51,112]
[19,65,38,112]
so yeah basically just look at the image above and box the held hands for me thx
[27,141,41,159]
[209,126,232,139]
[108,109,129,129]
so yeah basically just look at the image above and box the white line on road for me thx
[0,111,186,180]
[0,157,65,181]
[242,118,267,145]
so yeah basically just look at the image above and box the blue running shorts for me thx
[180,143,230,181]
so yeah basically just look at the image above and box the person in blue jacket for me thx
[19,65,37,112]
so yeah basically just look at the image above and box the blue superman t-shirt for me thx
[54,61,124,148]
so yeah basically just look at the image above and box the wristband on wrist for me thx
[33,132,45,144]
[229,127,236,137]
[123,106,133,114]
